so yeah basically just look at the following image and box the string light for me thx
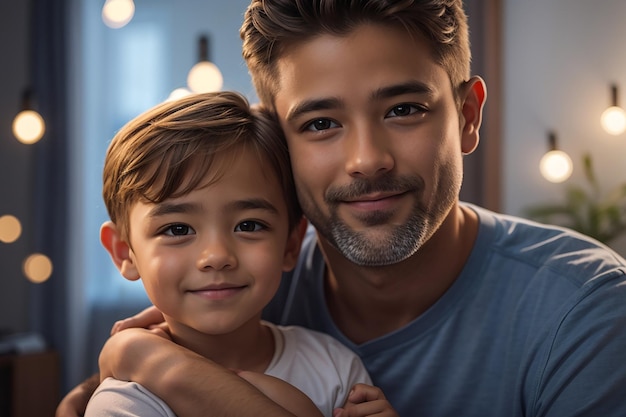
[12,88,45,144]
[187,35,223,93]
[539,131,573,183]
[102,0,135,29]
[600,84,626,135]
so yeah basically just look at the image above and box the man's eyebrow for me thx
[285,97,341,123]
[371,81,435,100]
[285,81,434,123]
[226,198,280,215]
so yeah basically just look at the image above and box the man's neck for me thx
[320,204,479,344]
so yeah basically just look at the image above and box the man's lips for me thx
[341,191,407,211]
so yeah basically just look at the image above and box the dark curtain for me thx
[27,0,70,393]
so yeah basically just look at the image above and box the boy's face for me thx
[122,148,300,339]
[272,23,481,266]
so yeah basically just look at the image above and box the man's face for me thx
[273,24,470,266]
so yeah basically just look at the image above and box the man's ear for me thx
[460,75,487,155]
[282,217,308,272]
[100,221,140,281]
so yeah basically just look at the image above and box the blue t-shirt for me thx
[263,203,626,416]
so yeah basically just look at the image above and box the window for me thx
[67,0,254,386]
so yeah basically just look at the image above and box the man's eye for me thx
[386,104,423,118]
[235,221,266,232]
[304,118,339,131]
[164,224,193,236]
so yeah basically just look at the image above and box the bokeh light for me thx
[0,215,22,243]
[23,253,53,283]
[102,0,135,29]
[539,150,573,183]
[12,110,46,144]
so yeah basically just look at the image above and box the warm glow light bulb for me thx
[600,105,626,135]
[187,61,223,93]
[12,109,45,144]
[166,88,192,102]
[23,253,53,283]
[539,150,573,183]
[0,215,22,243]
[102,0,135,29]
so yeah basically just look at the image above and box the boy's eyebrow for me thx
[147,202,199,218]
[147,198,280,217]
[226,198,280,215]
[284,81,434,122]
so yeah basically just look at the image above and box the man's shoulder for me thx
[467,203,626,286]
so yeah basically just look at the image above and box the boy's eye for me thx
[304,118,339,132]
[164,224,193,236]
[235,221,266,232]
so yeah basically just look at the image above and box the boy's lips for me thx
[189,284,248,300]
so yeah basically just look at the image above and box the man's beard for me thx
[298,172,458,266]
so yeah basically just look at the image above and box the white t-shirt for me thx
[85,322,371,417]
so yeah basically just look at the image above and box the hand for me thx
[237,370,323,417]
[110,305,166,335]
[333,384,399,417]
[55,373,100,417]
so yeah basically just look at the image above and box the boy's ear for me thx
[282,217,308,272]
[100,221,140,281]
[460,75,487,155]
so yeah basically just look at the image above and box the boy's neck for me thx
[169,318,275,373]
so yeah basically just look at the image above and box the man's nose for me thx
[343,121,395,178]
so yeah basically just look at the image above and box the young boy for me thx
[84,91,384,417]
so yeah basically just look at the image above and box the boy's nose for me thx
[197,238,237,271]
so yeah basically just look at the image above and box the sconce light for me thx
[600,84,626,135]
[102,0,135,29]
[12,88,46,144]
[539,131,573,183]
[187,35,223,93]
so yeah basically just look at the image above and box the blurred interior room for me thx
[1,0,625,415]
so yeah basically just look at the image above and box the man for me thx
[58,1,626,416]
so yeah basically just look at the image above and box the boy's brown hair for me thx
[240,0,471,110]
[102,91,302,241]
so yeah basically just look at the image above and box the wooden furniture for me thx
[0,351,60,417]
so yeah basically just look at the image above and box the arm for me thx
[333,384,398,417]
[56,373,100,417]
[99,328,300,417]
[237,371,323,417]
[55,306,167,417]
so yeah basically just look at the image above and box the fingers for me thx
[347,383,388,403]
[334,384,398,417]
[110,305,164,335]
